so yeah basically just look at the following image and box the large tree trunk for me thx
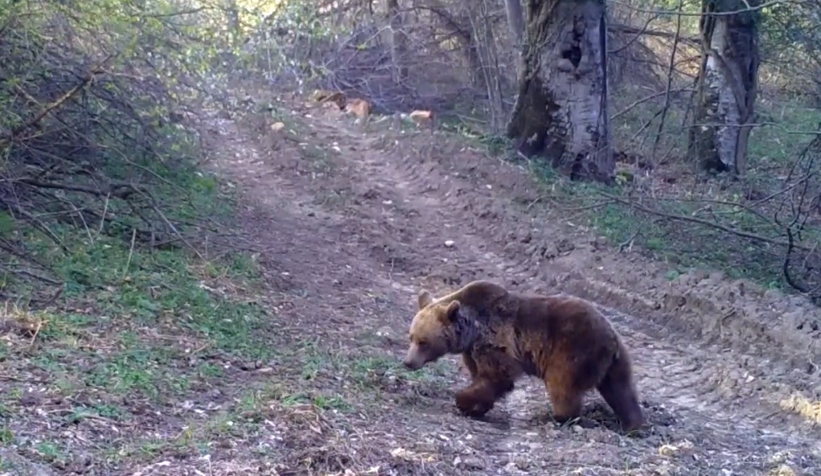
[507,0,613,184]
[688,0,760,176]
[505,0,525,45]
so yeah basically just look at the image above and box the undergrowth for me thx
[451,94,821,293]
[0,127,278,467]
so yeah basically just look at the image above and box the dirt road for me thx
[199,92,821,475]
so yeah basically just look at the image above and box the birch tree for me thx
[506,0,613,183]
[688,0,760,176]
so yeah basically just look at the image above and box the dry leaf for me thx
[409,109,434,129]
[312,89,346,109]
[346,98,371,118]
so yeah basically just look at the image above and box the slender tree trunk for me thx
[226,0,241,47]
[384,0,408,83]
[504,0,526,80]
[470,1,507,132]
[426,2,484,88]
[507,0,613,183]
[688,0,760,176]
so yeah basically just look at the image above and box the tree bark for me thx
[507,0,613,183]
[688,0,760,176]
[384,0,408,83]
[504,0,526,80]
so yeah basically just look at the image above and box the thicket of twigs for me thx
[0,0,240,303]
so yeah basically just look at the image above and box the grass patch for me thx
[539,171,788,288]
[749,98,821,169]
[287,340,458,409]
[6,221,270,355]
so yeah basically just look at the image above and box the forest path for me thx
[191,92,821,475]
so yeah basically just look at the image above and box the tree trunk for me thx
[507,0,613,183]
[425,2,485,88]
[688,0,760,176]
[504,0,526,80]
[470,3,508,132]
[226,0,241,47]
[383,0,408,83]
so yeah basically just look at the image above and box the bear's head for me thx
[402,289,462,370]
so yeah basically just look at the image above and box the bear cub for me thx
[402,280,645,432]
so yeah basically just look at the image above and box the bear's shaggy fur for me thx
[402,280,645,432]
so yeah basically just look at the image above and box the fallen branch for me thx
[600,192,809,252]
[609,23,700,47]
[0,58,110,148]
[17,177,142,199]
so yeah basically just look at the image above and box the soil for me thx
[229,88,821,471]
[6,85,821,475]
[192,87,821,475]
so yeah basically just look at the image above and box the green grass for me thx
[271,335,456,400]
[748,98,821,168]
[10,221,270,347]
[550,178,790,288]
[84,341,459,465]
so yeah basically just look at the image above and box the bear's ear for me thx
[418,289,434,310]
[444,300,461,322]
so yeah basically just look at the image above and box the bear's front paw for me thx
[455,387,494,418]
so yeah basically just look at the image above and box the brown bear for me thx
[402,280,645,432]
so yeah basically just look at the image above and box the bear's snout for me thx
[402,352,424,370]
[402,358,420,370]
[403,345,425,370]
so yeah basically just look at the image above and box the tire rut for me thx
[302,117,821,473]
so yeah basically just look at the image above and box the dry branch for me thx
[601,192,807,251]
[608,23,700,47]
[0,5,236,301]
[0,59,109,147]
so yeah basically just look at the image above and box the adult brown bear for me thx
[402,280,645,432]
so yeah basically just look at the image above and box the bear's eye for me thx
[417,340,428,348]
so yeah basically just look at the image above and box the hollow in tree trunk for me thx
[507,0,613,184]
[688,0,760,176]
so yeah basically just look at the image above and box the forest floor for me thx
[3,83,821,475]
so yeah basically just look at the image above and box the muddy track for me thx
[321,123,821,465]
[212,100,821,474]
